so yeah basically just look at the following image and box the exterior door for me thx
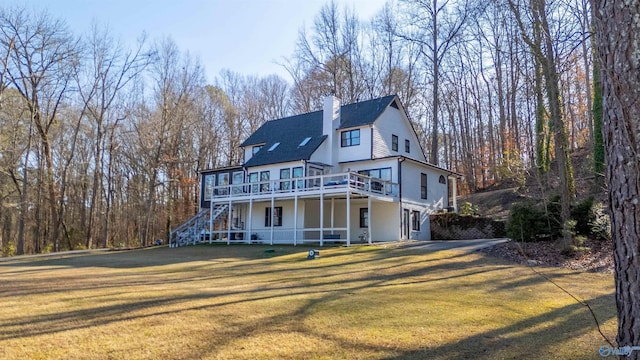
[403,209,410,239]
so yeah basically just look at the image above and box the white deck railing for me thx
[208,172,398,200]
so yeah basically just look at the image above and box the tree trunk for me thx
[593,0,640,355]
[429,0,440,166]
[534,0,574,249]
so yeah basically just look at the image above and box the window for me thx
[292,166,304,189]
[405,139,410,153]
[232,171,244,194]
[265,207,283,227]
[280,168,290,190]
[392,135,398,151]
[439,175,447,184]
[360,208,369,228]
[341,129,360,147]
[260,171,270,192]
[252,145,263,155]
[412,211,420,231]
[358,167,392,181]
[217,173,229,195]
[268,142,280,151]
[203,174,214,200]
[421,173,427,199]
[299,137,312,146]
[249,172,259,193]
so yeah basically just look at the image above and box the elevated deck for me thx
[207,172,398,204]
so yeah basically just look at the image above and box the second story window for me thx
[421,173,427,199]
[405,139,410,153]
[252,145,263,155]
[392,135,398,151]
[341,129,360,147]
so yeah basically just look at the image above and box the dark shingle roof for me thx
[241,111,327,167]
[241,95,397,167]
[338,95,396,129]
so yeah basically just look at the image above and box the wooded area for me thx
[0,0,601,254]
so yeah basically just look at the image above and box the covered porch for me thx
[205,172,399,246]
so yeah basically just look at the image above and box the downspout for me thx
[398,157,404,240]
[370,126,374,160]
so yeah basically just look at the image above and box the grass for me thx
[0,244,615,359]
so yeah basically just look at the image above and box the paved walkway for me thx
[390,238,510,253]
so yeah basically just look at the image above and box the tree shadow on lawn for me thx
[0,245,584,309]
[378,292,615,359]
[0,245,613,358]
[0,253,494,338]
[0,244,333,269]
[0,247,506,300]
[176,266,615,359]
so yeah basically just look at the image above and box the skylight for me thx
[268,142,280,151]
[299,137,312,146]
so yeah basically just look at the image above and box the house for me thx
[170,95,461,247]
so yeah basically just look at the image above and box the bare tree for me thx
[0,6,79,252]
[76,23,149,248]
[509,0,575,248]
[398,0,472,165]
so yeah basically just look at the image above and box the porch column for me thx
[294,194,299,246]
[331,197,335,234]
[346,190,351,246]
[320,193,324,246]
[367,195,372,245]
[451,176,458,212]
[270,196,275,245]
[227,198,232,245]
[248,198,253,244]
[209,200,214,245]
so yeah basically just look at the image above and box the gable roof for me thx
[241,111,327,167]
[241,95,398,167]
[338,95,397,129]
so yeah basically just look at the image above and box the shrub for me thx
[572,197,596,236]
[590,202,611,241]
[459,202,479,217]
[2,243,16,257]
[506,202,549,242]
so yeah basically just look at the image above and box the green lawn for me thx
[0,244,615,359]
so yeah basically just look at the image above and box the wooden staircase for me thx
[169,204,229,248]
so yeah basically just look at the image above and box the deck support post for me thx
[294,194,299,246]
[346,190,351,246]
[320,193,324,247]
[248,198,253,244]
[368,195,372,245]
[227,198,232,245]
[209,200,214,245]
[270,196,275,245]
[331,197,335,234]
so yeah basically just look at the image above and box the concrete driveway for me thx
[390,238,510,252]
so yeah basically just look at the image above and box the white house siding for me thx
[372,107,427,163]
[337,126,371,163]
[246,199,305,244]
[303,198,400,243]
[401,160,448,210]
[309,139,332,166]
[400,160,450,240]
[361,200,400,242]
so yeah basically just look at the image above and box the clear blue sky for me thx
[7,0,387,83]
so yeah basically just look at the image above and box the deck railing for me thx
[209,172,398,200]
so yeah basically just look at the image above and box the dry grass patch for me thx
[0,244,615,359]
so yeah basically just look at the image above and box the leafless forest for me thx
[0,0,598,254]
